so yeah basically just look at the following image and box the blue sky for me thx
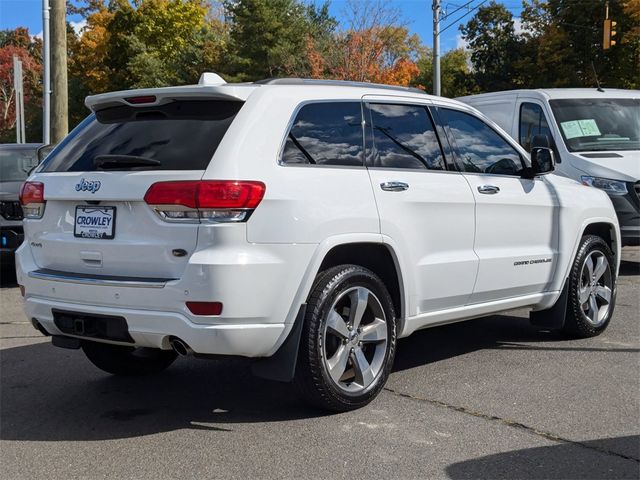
[0,0,525,53]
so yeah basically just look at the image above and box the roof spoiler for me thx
[85,73,252,112]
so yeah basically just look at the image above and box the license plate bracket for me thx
[74,206,116,240]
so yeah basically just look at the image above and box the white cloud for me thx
[70,19,87,35]
[32,19,86,40]
[456,34,468,50]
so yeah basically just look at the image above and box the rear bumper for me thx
[16,234,316,357]
[25,296,286,357]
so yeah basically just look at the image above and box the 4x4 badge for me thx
[75,178,101,193]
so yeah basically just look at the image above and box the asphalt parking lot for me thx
[1,249,638,479]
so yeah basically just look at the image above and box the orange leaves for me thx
[317,26,421,86]
[0,43,41,131]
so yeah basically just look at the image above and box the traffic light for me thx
[603,18,617,50]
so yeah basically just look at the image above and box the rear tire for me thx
[563,235,616,338]
[82,341,177,376]
[294,265,397,412]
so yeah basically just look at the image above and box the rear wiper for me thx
[93,154,161,169]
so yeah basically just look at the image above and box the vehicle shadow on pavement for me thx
[445,435,640,479]
[392,313,638,374]
[0,339,324,441]
[2,312,624,442]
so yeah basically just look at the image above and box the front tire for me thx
[82,341,177,376]
[563,235,616,338]
[295,265,397,412]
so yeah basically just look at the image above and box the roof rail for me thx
[254,78,426,94]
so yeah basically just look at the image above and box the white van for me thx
[458,89,639,246]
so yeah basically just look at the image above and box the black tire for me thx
[82,341,177,376]
[294,264,397,412]
[563,235,616,338]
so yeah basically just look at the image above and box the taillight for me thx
[144,180,266,223]
[19,181,46,219]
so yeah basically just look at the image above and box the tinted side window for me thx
[281,102,363,166]
[42,100,243,172]
[519,102,552,152]
[440,108,523,175]
[367,103,445,170]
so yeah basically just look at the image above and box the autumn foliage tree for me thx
[0,30,42,142]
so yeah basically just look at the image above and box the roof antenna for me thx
[591,61,604,92]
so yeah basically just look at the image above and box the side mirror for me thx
[531,133,561,164]
[531,147,555,175]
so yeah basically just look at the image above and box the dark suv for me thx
[0,144,40,266]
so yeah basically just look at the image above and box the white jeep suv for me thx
[17,74,620,411]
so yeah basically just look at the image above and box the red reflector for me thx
[125,95,157,104]
[19,181,45,205]
[144,181,266,209]
[186,302,223,316]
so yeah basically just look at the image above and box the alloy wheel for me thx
[578,250,613,327]
[322,286,388,394]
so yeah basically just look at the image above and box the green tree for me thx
[521,0,640,89]
[459,1,524,91]
[224,0,336,81]
[416,48,478,97]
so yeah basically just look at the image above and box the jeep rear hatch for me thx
[26,97,244,279]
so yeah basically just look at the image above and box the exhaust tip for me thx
[169,337,192,356]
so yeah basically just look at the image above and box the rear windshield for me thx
[0,148,38,182]
[41,100,243,172]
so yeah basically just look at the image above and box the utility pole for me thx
[42,0,51,145]
[432,0,441,96]
[50,0,68,143]
[13,55,25,144]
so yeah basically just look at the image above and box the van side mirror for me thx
[531,133,561,164]
[531,147,555,175]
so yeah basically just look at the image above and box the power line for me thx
[441,0,489,33]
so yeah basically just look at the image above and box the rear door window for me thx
[42,100,243,172]
[367,103,445,170]
[281,102,364,166]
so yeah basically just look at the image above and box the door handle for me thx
[380,181,409,192]
[477,185,500,195]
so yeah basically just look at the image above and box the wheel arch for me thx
[316,242,406,329]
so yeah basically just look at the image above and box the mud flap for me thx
[529,281,569,329]
[251,304,306,382]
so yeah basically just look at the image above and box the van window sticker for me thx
[560,119,601,139]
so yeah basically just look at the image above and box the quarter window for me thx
[440,108,524,175]
[281,102,364,166]
[367,103,445,170]
[519,102,552,152]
